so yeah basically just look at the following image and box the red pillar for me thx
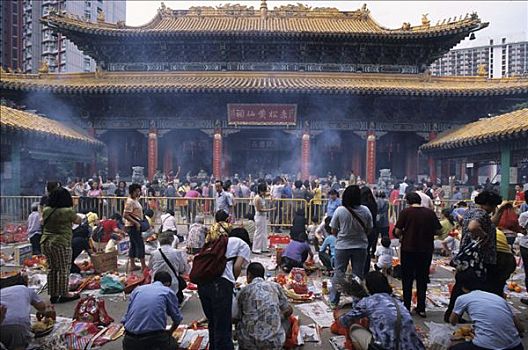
[87,127,97,176]
[147,128,158,181]
[428,131,437,182]
[163,145,173,176]
[301,132,310,180]
[213,129,222,180]
[366,131,376,184]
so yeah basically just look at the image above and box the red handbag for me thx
[73,296,114,326]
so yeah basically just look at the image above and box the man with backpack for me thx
[190,210,251,349]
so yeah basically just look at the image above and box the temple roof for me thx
[0,105,102,145]
[2,71,527,96]
[43,3,486,39]
[420,108,528,151]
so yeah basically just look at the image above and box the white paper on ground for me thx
[295,301,334,328]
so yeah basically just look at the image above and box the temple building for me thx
[1,2,528,190]
[420,108,528,199]
[0,105,103,195]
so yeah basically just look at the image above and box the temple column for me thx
[147,127,158,181]
[500,145,511,199]
[366,130,376,184]
[460,160,467,183]
[428,131,437,182]
[213,129,222,180]
[301,131,310,180]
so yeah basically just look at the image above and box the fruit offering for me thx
[452,325,474,341]
[507,281,523,293]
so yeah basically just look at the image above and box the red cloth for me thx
[516,191,525,202]
[389,190,400,205]
[100,220,118,243]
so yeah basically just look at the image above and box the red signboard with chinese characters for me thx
[366,131,376,184]
[227,104,297,125]
[147,131,158,181]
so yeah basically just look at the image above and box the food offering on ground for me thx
[452,325,474,342]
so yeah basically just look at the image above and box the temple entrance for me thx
[227,130,300,178]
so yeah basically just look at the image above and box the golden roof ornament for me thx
[97,9,105,22]
[421,13,430,27]
[359,3,370,19]
[402,22,411,30]
[260,0,268,19]
[0,66,6,74]
[158,2,172,18]
[477,64,487,77]
[116,20,125,28]
[38,61,49,74]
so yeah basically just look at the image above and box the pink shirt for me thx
[186,190,200,198]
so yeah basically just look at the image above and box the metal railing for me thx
[0,195,476,231]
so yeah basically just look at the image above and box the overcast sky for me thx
[126,1,527,48]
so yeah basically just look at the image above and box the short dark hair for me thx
[474,190,502,207]
[128,183,141,195]
[165,209,175,217]
[46,181,61,193]
[257,183,267,194]
[342,185,361,207]
[365,271,392,295]
[215,180,223,187]
[294,180,303,189]
[457,201,468,207]
[154,271,172,286]
[456,269,483,291]
[215,210,229,223]
[47,187,73,208]
[144,209,154,218]
[328,189,339,197]
[405,192,421,205]
[381,237,391,248]
[247,262,265,279]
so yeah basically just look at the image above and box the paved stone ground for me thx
[48,248,528,350]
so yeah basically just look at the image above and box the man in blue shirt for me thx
[122,271,182,350]
[326,189,342,218]
[449,269,524,350]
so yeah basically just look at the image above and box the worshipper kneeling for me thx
[336,271,426,350]
[186,215,207,254]
[449,269,524,350]
[234,262,293,350]
[281,233,313,273]
[0,274,52,350]
[122,271,182,350]
[318,217,336,272]
[148,231,189,304]
[373,237,394,276]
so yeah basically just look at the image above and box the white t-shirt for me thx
[160,213,178,232]
[399,183,408,196]
[518,211,528,248]
[222,237,251,284]
[417,191,433,209]
[0,285,43,330]
[453,290,521,349]
[375,246,394,268]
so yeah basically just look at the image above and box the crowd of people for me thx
[1,175,528,350]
